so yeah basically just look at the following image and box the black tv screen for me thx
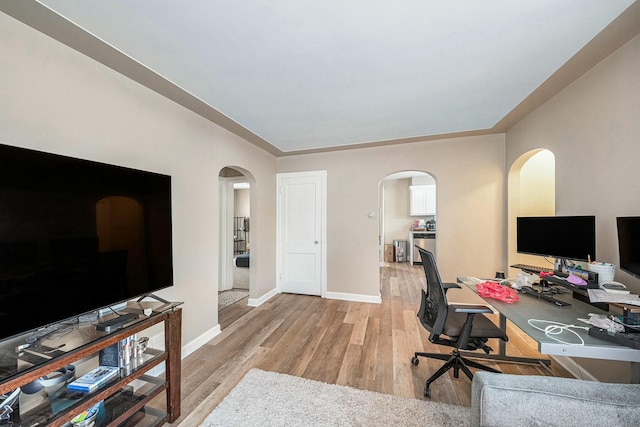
[0,144,173,341]
[616,217,640,280]
[516,216,596,262]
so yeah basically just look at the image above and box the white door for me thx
[277,171,326,296]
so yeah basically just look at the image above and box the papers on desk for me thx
[587,289,640,306]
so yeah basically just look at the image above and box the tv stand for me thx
[0,304,182,426]
[137,292,171,304]
[128,294,174,316]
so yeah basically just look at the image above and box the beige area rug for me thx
[218,289,249,310]
[198,369,470,426]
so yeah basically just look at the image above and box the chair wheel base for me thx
[411,356,419,366]
[424,386,431,398]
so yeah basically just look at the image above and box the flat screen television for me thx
[616,216,640,280]
[0,143,173,341]
[516,216,596,262]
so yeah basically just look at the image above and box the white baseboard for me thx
[551,355,599,381]
[324,291,382,304]
[147,323,222,376]
[248,288,382,305]
[248,288,278,307]
[182,324,222,359]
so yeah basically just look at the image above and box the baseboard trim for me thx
[182,324,221,359]
[324,291,382,304]
[248,288,278,307]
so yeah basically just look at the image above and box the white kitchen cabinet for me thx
[409,184,436,216]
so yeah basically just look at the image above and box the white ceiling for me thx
[4,1,639,154]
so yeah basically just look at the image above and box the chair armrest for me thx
[443,282,461,293]
[451,304,493,314]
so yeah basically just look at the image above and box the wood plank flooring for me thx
[169,262,572,426]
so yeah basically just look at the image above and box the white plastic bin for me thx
[588,262,616,283]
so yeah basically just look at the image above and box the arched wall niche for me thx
[507,149,555,274]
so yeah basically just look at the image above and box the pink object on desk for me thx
[567,273,587,286]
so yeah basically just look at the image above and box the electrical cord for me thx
[90,305,129,329]
[527,319,589,346]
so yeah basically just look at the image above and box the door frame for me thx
[276,170,327,297]
[219,175,250,292]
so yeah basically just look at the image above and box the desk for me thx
[457,277,640,383]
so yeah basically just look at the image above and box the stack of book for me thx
[99,334,137,367]
[67,366,119,393]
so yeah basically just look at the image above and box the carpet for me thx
[199,369,470,426]
[218,289,249,310]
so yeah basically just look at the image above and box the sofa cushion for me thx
[471,372,640,427]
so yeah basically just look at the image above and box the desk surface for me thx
[458,277,640,363]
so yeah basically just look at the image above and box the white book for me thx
[588,289,640,305]
[67,366,119,393]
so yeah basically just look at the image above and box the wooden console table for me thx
[0,304,182,426]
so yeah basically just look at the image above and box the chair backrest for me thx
[416,247,448,337]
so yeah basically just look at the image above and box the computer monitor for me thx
[516,216,596,262]
[616,216,640,280]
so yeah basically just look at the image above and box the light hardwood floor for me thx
[169,262,572,426]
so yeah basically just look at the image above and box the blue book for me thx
[67,366,119,393]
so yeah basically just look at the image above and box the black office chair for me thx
[411,247,508,397]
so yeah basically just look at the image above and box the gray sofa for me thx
[471,372,640,426]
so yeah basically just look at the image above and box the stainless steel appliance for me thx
[393,240,408,262]
[412,233,436,265]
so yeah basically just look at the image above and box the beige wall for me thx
[506,34,640,382]
[278,134,506,297]
[5,6,637,381]
[0,13,278,348]
[382,178,412,245]
[507,33,640,291]
[519,150,555,216]
[508,149,556,271]
[234,188,251,219]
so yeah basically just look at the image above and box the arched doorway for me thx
[507,149,555,275]
[379,170,437,269]
[218,167,255,312]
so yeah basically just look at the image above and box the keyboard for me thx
[510,263,553,274]
[519,286,571,307]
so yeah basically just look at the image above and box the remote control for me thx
[26,325,60,343]
[96,313,139,333]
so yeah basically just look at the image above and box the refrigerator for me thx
[412,233,436,265]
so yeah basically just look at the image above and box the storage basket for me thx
[588,262,616,283]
